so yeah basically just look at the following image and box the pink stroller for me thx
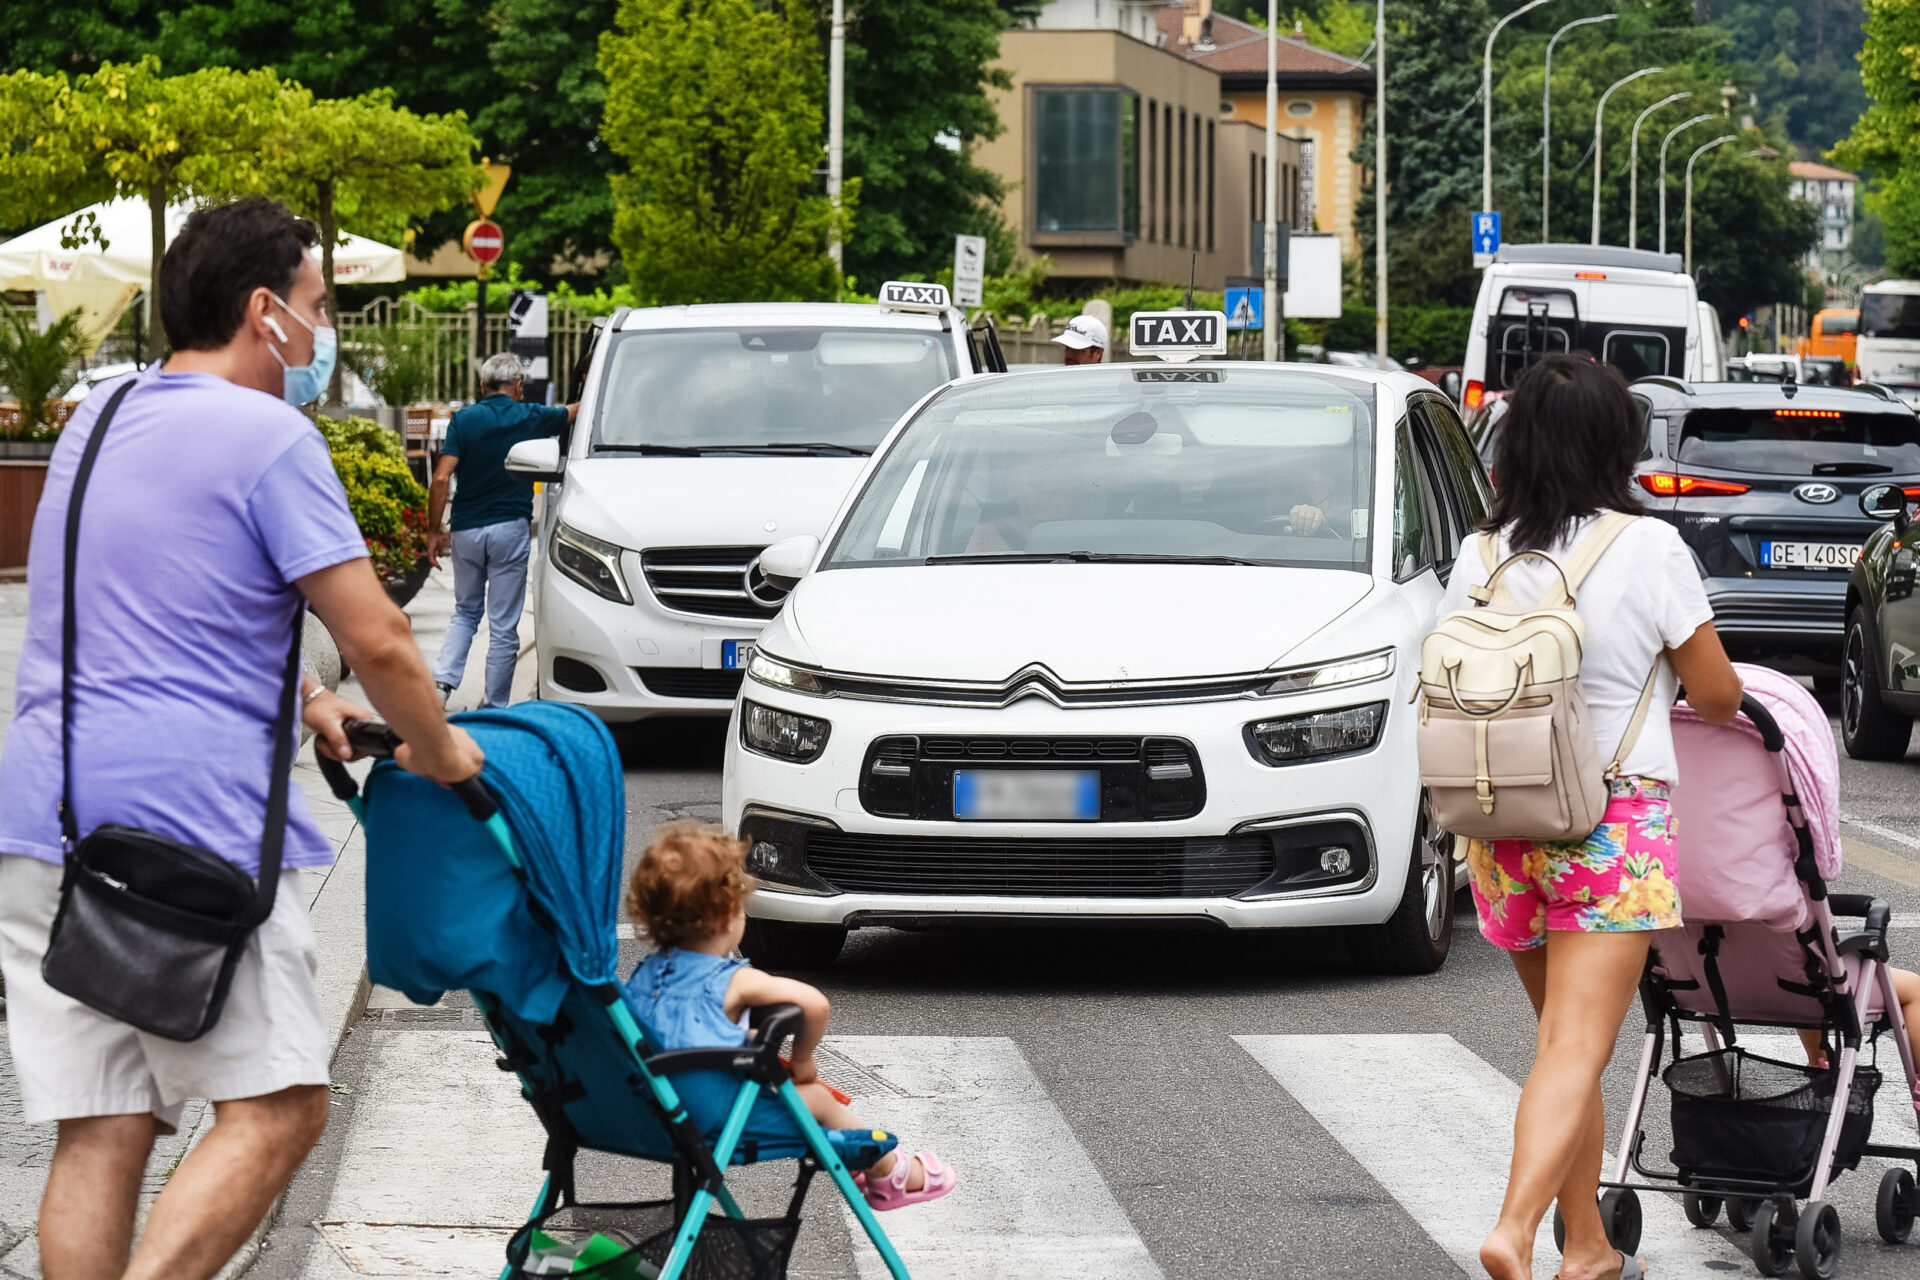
[1590,666,1920,1278]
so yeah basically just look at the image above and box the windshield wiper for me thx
[593,441,875,457]
[592,443,717,455]
[1811,461,1894,475]
[742,441,875,456]
[924,551,1261,566]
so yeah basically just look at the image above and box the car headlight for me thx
[1261,649,1394,696]
[747,651,826,695]
[551,523,632,604]
[741,700,831,762]
[1245,701,1387,765]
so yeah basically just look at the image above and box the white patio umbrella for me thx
[0,198,406,353]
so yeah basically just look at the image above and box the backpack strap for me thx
[1606,661,1663,780]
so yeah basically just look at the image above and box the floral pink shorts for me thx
[1465,779,1683,953]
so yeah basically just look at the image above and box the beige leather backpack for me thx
[1416,511,1658,842]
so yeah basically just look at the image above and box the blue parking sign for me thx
[1471,211,1502,264]
[1224,286,1264,331]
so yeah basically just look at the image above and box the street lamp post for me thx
[1658,113,1716,255]
[827,0,845,280]
[1376,0,1387,366]
[1591,66,1662,245]
[1484,0,1556,215]
[1264,0,1279,362]
[1628,91,1690,249]
[1685,134,1737,275]
[1542,13,1616,243]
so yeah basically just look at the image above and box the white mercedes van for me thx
[509,284,992,721]
[1462,244,1704,411]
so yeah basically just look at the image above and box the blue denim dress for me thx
[623,948,750,1048]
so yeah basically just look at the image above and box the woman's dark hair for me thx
[1482,353,1644,552]
[159,197,319,352]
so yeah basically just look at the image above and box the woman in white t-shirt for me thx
[1455,355,1743,1280]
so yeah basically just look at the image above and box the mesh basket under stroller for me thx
[1666,1048,1881,1196]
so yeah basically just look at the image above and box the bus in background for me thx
[1795,307,1859,367]
[1857,281,1920,410]
[1461,244,1703,411]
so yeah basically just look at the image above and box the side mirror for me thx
[757,534,820,586]
[1440,371,1463,401]
[505,436,563,479]
[1861,482,1910,522]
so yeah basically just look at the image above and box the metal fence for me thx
[334,296,603,405]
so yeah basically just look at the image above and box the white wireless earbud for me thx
[265,316,289,343]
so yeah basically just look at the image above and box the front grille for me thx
[1711,592,1846,634]
[635,668,745,699]
[859,735,1205,821]
[640,546,785,620]
[920,737,1140,760]
[803,832,1275,898]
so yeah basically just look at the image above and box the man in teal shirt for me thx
[427,353,578,706]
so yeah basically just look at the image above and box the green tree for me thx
[266,89,481,399]
[838,0,1010,287]
[0,68,96,229]
[598,0,844,304]
[1711,1,1868,151]
[1833,0,1920,275]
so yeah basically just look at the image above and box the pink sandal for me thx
[854,1150,957,1210]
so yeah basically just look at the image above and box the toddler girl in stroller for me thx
[625,823,958,1211]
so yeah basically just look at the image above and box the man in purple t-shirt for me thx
[0,199,484,1280]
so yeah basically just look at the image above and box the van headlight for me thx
[1261,649,1394,695]
[1245,702,1387,765]
[741,700,831,762]
[552,523,632,604]
[747,651,826,695]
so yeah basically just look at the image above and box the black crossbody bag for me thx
[40,380,305,1042]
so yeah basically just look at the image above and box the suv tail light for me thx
[1463,380,1485,410]
[1637,473,1751,497]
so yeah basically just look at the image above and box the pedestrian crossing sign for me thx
[1471,211,1502,268]
[1224,286,1264,331]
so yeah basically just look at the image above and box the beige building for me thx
[1154,3,1374,258]
[980,26,1303,290]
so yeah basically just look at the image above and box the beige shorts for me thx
[0,854,330,1130]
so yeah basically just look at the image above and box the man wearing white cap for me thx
[1053,314,1107,365]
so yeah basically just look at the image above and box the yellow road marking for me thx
[1842,835,1920,892]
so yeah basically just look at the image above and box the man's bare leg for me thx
[121,1085,329,1280]
[39,1113,156,1280]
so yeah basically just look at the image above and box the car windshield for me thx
[1862,291,1920,342]
[591,326,957,452]
[824,366,1377,571]
[1677,407,1920,475]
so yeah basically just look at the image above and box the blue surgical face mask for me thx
[265,295,338,406]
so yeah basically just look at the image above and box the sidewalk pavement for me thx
[0,566,535,1280]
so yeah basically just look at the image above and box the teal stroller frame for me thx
[321,719,909,1280]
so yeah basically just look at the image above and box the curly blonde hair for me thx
[624,823,758,949]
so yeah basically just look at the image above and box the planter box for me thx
[1,459,51,571]
[0,440,57,460]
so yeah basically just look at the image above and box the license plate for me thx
[1760,541,1861,569]
[953,769,1099,821]
[721,640,755,669]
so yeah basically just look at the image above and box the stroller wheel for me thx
[1793,1200,1840,1279]
[1877,1167,1916,1245]
[1749,1199,1796,1277]
[1683,1193,1723,1228]
[1600,1189,1643,1255]
[1728,1197,1759,1233]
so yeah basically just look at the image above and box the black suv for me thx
[1629,377,1920,678]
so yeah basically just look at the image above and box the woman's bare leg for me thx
[1481,932,1651,1280]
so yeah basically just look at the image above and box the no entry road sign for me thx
[465,219,505,264]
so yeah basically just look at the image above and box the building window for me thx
[1288,99,1314,117]
[1177,107,1188,247]
[1162,104,1173,241]
[1298,138,1316,229]
[1032,87,1140,239]
[1146,100,1157,242]
[1206,119,1215,252]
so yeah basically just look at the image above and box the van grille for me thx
[803,832,1275,898]
[640,546,784,620]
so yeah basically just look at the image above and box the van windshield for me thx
[1677,408,1920,475]
[1862,292,1920,342]
[591,327,957,453]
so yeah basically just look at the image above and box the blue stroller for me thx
[318,703,911,1280]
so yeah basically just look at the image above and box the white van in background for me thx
[1462,244,1703,410]
[1696,300,1728,381]
[1857,279,1920,409]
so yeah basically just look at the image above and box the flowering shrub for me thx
[316,416,429,584]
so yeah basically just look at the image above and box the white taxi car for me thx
[510,283,990,720]
[721,319,1495,972]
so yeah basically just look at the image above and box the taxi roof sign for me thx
[877,280,951,314]
[1129,310,1227,362]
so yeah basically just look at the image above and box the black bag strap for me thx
[60,378,304,926]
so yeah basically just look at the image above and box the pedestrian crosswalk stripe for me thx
[1235,1034,1753,1276]
[821,1036,1164,1280]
